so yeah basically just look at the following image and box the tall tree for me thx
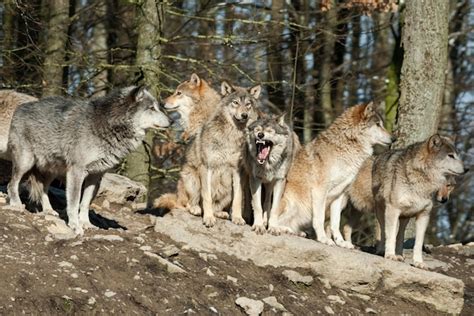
[393,1,449,148]
[42,0,70,96]
[122,0,165,203]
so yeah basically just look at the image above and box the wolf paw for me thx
[318,236,336,246]
[232,216,246,225]
[385,254,404,262]
[43,209,59,217]
[81,221,97,230]
[203,215,216,228]
[267,226,294,236]
[413,261,428,270]
[252,224,266,235]
[4,203,25,212]
[188,206,202,216]
[215,211,230,219]
[68,223,84,237]
[335,238,355,249]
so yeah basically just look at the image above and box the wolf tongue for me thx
[258,146,270,160]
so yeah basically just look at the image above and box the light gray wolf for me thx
[7,86,170,235]
[244,113,300,234]
[371,134,466,268]
[187,81,261,227]
[341,158,459,249]
[0,90,38,159]
[163,73,221,139]
[268,102,393,247]
[152,74,222,212]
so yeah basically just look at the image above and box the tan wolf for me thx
[190,81,261,227]
[163,73,221,139]
[244,113,300,234]
[372,134,466,268]
[0,90,38,159]
[268,102,393,247]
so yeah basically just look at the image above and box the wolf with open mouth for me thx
[245,113,300,234]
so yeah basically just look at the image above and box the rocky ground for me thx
[0,177,472,315]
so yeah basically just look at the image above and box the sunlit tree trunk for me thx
[90,0,108,97]
[42,0,70,96]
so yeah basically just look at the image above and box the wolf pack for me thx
[0,73,468,271]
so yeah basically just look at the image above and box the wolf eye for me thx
[232,100,239,106]
[448,154,455,159]
[246,103,252,108]
[176,91,182,96]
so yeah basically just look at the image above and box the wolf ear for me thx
[190,73,201,87]
[221,81,234,96]
[428,134,443,151]
[249,85,262,99]
[363,101,375,118]
[132,85,148,102]
[276,112,286,125]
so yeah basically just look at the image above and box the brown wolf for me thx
[268,102,392,247]
[187,81,261,227]
[372,134,466,268]
[0,90,38,159]
[244,113,300,234]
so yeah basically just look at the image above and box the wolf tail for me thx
[27,170,45,205]
[153,193,179,211]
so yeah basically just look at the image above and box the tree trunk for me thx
[122,0,165,204]
[394,1,449,240]
[90,0,108,97]
[2,0,16,85]
[393,1,449,148]
[42,0,70,96]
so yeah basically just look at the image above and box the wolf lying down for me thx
[7,86,170,235]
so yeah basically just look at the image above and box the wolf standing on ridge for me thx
[372,134,467,268]
[7,86,170,235]
[244,113,300,234]
[268,102,393,246]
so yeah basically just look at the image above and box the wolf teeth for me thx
[256,139,265,144]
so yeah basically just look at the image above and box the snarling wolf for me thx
[244,113,300,234]
[0,90,38,159]
[372,134,467,268]
[164,73,221,139]
[268,102,393,246]
[7,86,170,235]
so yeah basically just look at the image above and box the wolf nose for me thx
[391,135,397,142]
[257,132,264,139]
[464,167,470,174]
[440,197,448,203]
[241,113,248,120]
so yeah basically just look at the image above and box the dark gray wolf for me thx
[372,134,467,268]
[244,113,300,234]
[7,86,170,235]
[268,102,393,246]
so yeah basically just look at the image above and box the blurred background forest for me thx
[0,0,472,245]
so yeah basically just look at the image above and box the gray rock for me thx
[143,251,186,274]
[160,245,180,258]
[282,270,313,286]
[95,173,146,204]
[324,306,334,314]
[154,211,465,314]
[89,234,124,242]
[262,296,287,312]
[365,307,377,314]
[327,295,345,305]
[235,297,264,316]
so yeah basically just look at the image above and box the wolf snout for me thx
[241,113,248,120]
[464,167,470,174]
[257,132,264,139]
[391,135,397,143]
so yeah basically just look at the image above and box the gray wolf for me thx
[244,113,300,234]
[7,86,170,235]
[163,73,221,139]
[341,158,458,249]
[268,102,393,247]
[372,134,466,268]
[0,90,38,159]
[152,74,222,212]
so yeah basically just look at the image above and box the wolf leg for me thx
[413,210,430,269]
[66,167,87,235]
[384,204,402,261]
[231,169,245,225]
[200,166,216,227]
[267,179,285,229]
[7,150,34,209]
[79,174,102,230]
[375,205,385,255]
[330,194,353,248]
[395,217,409,260]
[262,181,274,227]
[40,174,56,215]
[343,204,360,245]
[311,188,334,246]
[250,178,265,234]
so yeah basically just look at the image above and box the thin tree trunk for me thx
[42,0,70,96]
[90,0,108,97]
[122,0,165,204]
[2,0,16,84]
